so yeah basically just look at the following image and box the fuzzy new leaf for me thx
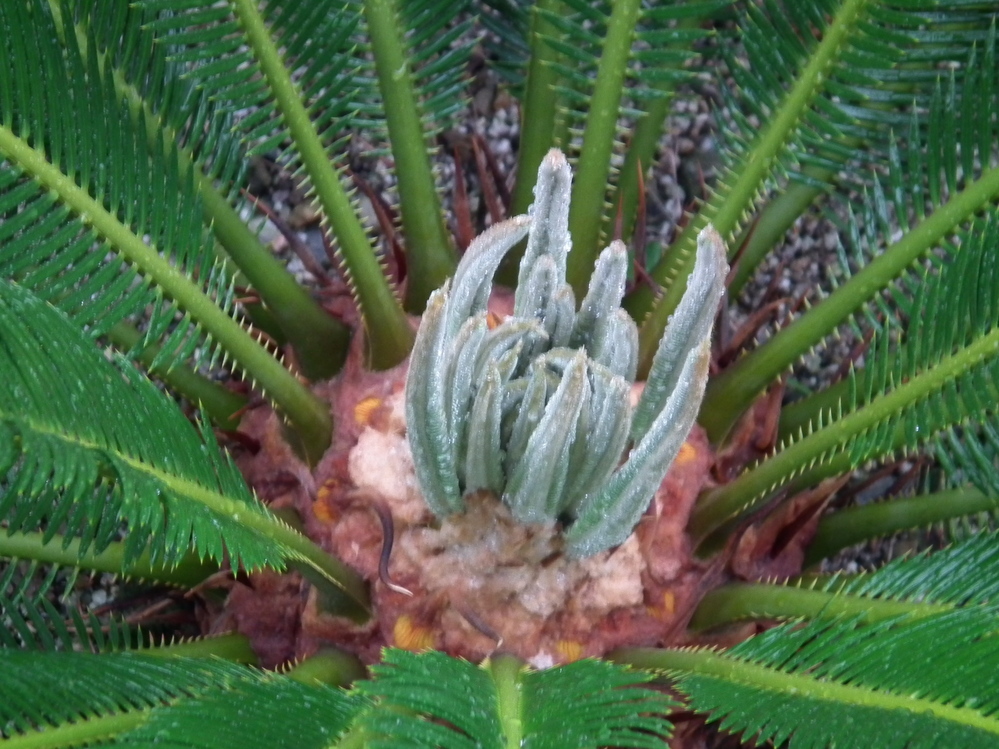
[407,150,727,556]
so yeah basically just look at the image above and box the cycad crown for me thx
[406,149,727,558]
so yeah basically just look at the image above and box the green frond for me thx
[59,0,352,380]
[144,0,467,319]
[0,279,368,611]
[0,2,219,347]
[627,609,999,748]
[104,668,362,749]
[105,321,247,431]
[506,0,570,223]
[515,656,673,749]
[0,1,332,454]
[701,29,999,440]
[937,421,999,502]
[715,1,999,213]
[508,0,727,234]
[633,0,999,375]
[0,559,136,652]
[477,0,532,88]
[532,0,722,288]
[139,0,413,369]
[352,0,476,138]
[58,0,249,196]
[355,649,673,748]
[712,1,997,181]
[831,530,999,608]
[0,651,361,746]
[0,652,247,739]
[540,0,721,136]
[845,215,999,466]
[691,210,999,542]
[138,0,352,166]
[629,533,999,745]
[688,580,953,632]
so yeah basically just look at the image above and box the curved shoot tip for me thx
[542,147,569,169]
[695,224,728,284]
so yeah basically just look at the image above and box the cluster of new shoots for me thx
[406,150,727,557]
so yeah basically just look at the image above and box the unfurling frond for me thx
[356,649,673,748]
[406,150,727,557]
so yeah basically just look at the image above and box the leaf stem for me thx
[144,634,258,664]
[229,0,414,370]
[805,488,999,566]
[488,654,525,749]
[688,582,951,632]
[287,649,367,687]
[0,530,217,589]
[565,0,642,296]
[777,377,848,443]
[363,0,456,312]
[0,711,148,749]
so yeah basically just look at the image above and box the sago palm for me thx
[3,1,999,747]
